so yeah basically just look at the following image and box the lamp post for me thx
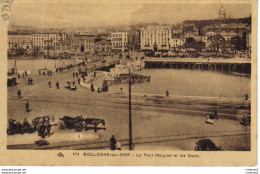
[128,69,133,150]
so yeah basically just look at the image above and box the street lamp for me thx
[128,69,133,150]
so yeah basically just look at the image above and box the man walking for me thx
[25,101,30,112]
[56,81,59,89]
[48,81,51,88]
[214,108,218,120]
[17,89,21,98]
[110,135,116,150]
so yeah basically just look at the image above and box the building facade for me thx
[94,40,112,52]
[31,33,66,53]
[182,24,199,39]
[55,39,71,55]
[170,38,185,51]
[71,35,95,54]
[140,25,172,51]
[8,34,32,54]
[111,32,128,52]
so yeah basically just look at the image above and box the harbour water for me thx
[109,69,251,98]
[8,58,77,72]
[8,58,251,98]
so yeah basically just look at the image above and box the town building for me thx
[71,35,96,54]
[246,33,251,53]
[8,34,32,54]
[140,25,172,51]
[55,39,71,55]
[182,24,199,39]
[94,40,112,53]
[31,33,66,53]
[219,31,237,41]
[111,32,129,52]
[170,38,185,51]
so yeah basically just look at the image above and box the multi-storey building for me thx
[170,38,185,51]
[8,34,32,53]
[94,40,112,53]
[140,25,171,51]
[55,39,71,55]
[246,33,251,53]
[111,32,128,52]
[31,33,66,53]
[71,35,96,54]
[219,31,237,41]
[182,24,199,39]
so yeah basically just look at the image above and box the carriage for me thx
[7,76,17,87]
[7,119,35,135]
[32,115,55,131]
[58,116,85,132]
[58,116,106,132]
[84,118,106,132]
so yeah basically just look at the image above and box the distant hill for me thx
[8,24,39,32]
[183,16,251,29]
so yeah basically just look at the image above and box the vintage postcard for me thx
[0,0,257,166]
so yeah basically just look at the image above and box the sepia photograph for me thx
[0,0,257,166]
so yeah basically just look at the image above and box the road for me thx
[7,57,250,150]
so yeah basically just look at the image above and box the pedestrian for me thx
[17,89,21,98]
[25,101,30,112]
[56,81,59,89]
[18,73,20,78]
[45,121,51,137]
[214,108,218,120]
[48,81,51,88]
[245,94,248,100]
[166,90,169,97]
[78,78,80,84]
[110,135,116,150]
[73,72,75,77]
[38,123,46,139]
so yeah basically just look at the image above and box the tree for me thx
[229,36,246,53]
[184,37,195,50]
[184,38,205,52]
[208,35,226,52]
[190,40,206,52]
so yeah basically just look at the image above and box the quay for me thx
[144,58,251,74]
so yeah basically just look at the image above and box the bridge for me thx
[86,59,120,72]
[144,58,251,75]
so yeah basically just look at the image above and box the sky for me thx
[9,0,252,28]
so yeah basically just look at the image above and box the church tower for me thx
[218,5,226,20]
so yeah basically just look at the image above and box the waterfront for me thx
[109,69,250,98]
[8,58,251,99]
[8,58,77,72]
